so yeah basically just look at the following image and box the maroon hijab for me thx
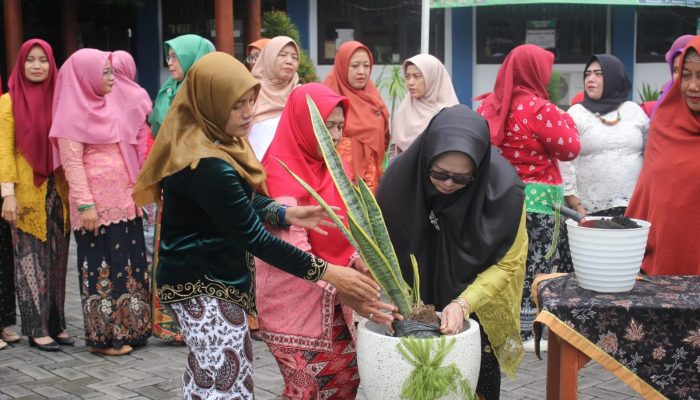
[476,45,553,145]
[8,39,58,187]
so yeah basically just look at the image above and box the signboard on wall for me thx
[430,0,700,7]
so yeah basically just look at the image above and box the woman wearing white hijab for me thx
[391,54,459,156]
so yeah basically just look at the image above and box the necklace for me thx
[595,110,621,126]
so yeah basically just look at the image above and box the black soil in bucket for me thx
[581,216,641,229]
[392,304,442,338]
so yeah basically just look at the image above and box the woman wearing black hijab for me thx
[376,105,527,399]
[558,54,648,273]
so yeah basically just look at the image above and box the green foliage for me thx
[410,255,421,309]
[396,336,477,400]
[638,82,661,102]
[547,71,563,105]
[279,96,413,316]
[261,10,318,83]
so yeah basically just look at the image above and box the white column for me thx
[421,0,430,54]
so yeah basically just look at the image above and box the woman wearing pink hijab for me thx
[0,39,70,351]
[50,49,151,356]
[646,35,695,118]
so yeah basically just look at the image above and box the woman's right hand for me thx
[80,207,99,235]
[322,263,399,326]
[1,195,19,225]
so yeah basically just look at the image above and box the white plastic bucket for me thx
[566,217,651,293]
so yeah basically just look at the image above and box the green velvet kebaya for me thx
[155,157,327,315]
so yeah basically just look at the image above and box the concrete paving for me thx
[0,238,643,399]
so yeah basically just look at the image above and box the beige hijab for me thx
[132,52,265,207]
[251,36,300,124]
[391,54,459,152]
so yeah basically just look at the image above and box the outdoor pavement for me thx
[0,238,644,399]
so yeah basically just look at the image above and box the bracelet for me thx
[277,205,289,228]
[451,297,471,320]
[78,204,95,212]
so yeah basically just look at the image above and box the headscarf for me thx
[8,39,58,187]
[148,34,215,137]
[652,35,694,117]
[262,83,353,265]
[49,49,121,166]
[133,52,265,207]
[580,54,631,115]
[476,44,553,145]
[247,38,270,55]
[251,36,301,124]
[110,50,152,182]
[391,54,458,152]
[376,104,524,309]
[323,41,390,182]
[626,36,700,276]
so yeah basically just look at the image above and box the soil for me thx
[408,304,441,325]
[581,216,641,229]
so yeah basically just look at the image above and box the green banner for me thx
[431,0,699,7]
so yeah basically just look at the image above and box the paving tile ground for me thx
[0,238,643,399]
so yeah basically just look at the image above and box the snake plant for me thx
[277,95,413,317]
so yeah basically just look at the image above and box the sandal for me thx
[88,344,133,356]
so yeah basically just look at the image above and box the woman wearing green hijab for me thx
[148,34,214,344]
[149,34,214,137]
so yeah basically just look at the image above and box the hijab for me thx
[133,52,265,207]
[323,41,390,181]
[49,49,121,166]
[476,44,553,145]
[8,39,58,187]
[391,54,458,152]
[111,50,152,182]
[262,83,353,265]
[148,34,214,137]
[247,38,270,55]
[653,35,694,117]
[626,36,700,276]
[376,104,525,309]
[251,36,300,125]
[580,54,631,115]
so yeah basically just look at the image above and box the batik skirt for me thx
[169,296,255,399]
[74,218,151,349]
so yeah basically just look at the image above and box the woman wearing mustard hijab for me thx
[147,34,214,343]
[133,52,395,399]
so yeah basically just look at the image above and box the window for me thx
[317,0,445,65]
[476,4,607,64]
[636,7,700,63]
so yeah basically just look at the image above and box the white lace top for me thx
[560,101,649,213]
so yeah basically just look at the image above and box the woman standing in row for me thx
[248,36,301,159]
[391,54,458,157]
[477,44,580,347]
[51,49,151,356]
[149,34,214,344]
[323,40,389,191]
[0,39,71,351]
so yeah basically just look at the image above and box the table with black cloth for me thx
[534,273,700,400]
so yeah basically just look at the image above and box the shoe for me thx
[88,344,133,356]
[52,335,75,346]
[28,337,60,352]
[1,328,20,343]
[0,339,7,350]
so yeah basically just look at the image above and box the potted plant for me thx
[278,96,481,399]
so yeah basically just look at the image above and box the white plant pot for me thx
[566,217,651,293]
[356,318,481,400]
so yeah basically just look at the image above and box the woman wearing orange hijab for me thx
[626,36,700,276]
[324,41,389,191]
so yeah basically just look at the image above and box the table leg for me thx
[546,331,562,400]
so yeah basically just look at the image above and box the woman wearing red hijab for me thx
[476,44,580,349]
[0,39,71,351]
[257,83,393,399]
[323,41,389,191]
[626,36,700,276]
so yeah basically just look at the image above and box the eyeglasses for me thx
[429,169,476,186]
[246,54,259,65]
[166,53,178,64]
